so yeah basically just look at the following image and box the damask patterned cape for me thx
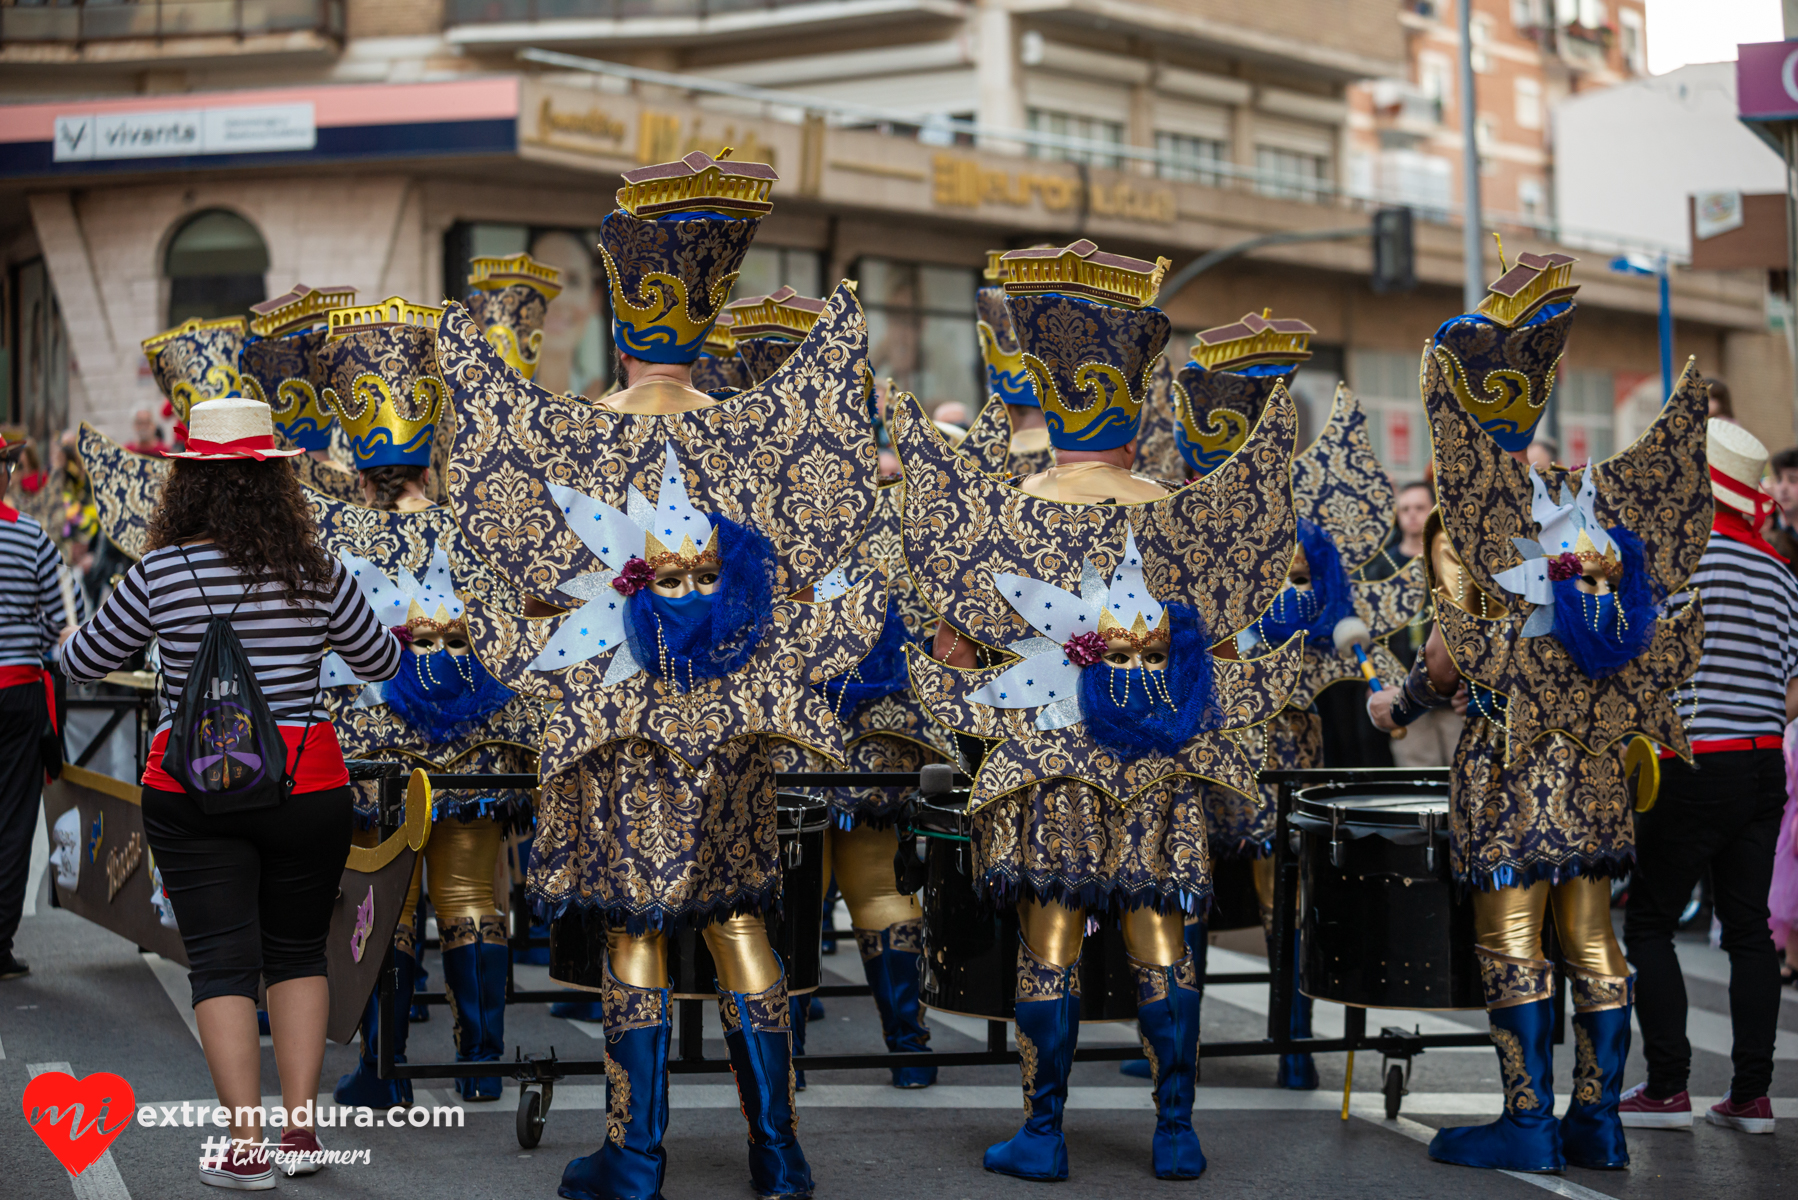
[437,280,886,928]
[1426,356,1710,889]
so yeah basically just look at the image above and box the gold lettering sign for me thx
[638,111,778,171]
[537,97,627,144]
[931,154,1174,225]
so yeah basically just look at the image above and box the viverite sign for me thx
[53,103,315,161]
[1737,40,1798,121]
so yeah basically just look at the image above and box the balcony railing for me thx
[1,0,344,46]
[447,0,848,23]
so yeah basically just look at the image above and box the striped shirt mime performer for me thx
[0,430,85,982]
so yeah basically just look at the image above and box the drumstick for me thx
[1332,617,1406,740]
[1341,1050,1354,1120]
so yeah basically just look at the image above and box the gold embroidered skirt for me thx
[1204,706,1321,859]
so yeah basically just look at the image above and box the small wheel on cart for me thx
[1383,1063,1405,1120]
[517,1087,545,1149]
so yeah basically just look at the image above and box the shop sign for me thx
[527,91,778,170]
[53,103,315,162]
[930,154,1175,224]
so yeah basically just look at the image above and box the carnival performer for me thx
[239,283,366,506]
[967,250,1054,479]
[1369,252,1710,1172]
[899,240,1302,1181]
[1170,312,1425,1089]
[438,149,886,1200]
[308,295,538,1105]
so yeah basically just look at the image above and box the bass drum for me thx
[549,792,830,999]
[1292,780,1480,1010]
[914,796,1139,1022]
[1203,853,1265,932]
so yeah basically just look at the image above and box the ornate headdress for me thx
[996,240,1172,452]
[464,253,563,381]
[1173,310,1313,476]
[142,316,246,426]
[317,297,445,470]
[724,286,829,384]
[977,250,1036,409]
[598,149,776,365]
[321,545,467,700]
[1430,250,1578,452]
[241,283,356,452]
[690,313,750,394]
[1493,469,1625,636]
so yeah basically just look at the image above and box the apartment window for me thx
[1475,115,1498,151]
[1349,348,1427,479]
[733,246,823,300]
[1556,368,1613,465]
[854,257,980,418]
[1514,77,1542,130]
[164,209,267,325]
[1470,14,1493,73]
[1155,132,1228,185]
[445,221,613,398]
[1619,8,1645,74]
[1418,51,1453,111]
[1518,177,1546,220]
[1511,0,1544,28]
[1026,109,1125,170]
[1255,147,1328,201]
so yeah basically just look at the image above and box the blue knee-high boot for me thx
[1132,951,1207,1179]
[984,938,1079,1181]
[1429,948,1564,1172]
[856,918,936,1089]
[558,966,671,1200]
[720,967,813,1199]
[1125,917,1205,1078]
[442,916,508,1101]
[1276,935,1319,1090]
[1560,967,1633,1170]
[335,943,417,1107]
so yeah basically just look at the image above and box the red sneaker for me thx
[198,1139,275,1191]
[1618,1082,1693,1129]
[1707,1092,1776,1134]
[277,1125,326,1176]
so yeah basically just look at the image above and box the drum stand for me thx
[361,764,1560,1143]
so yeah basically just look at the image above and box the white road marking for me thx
[25,1062,134,1200]
[1355,1109,1622,1200]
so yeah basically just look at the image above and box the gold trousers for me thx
[398,816,507,926]
[1017,896,1185,969]
[824,824,921,934]
[1470,877,1627,978]
[606,914,782,995]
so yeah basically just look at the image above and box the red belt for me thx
[1658,735,1783,758]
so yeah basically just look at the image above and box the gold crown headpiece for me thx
[642,529,722,572]
[1478,250,1579,329]
[702,312,738,357]
[318,298,445,469]
[616,148,778,220]
[998,240,1171,309]
[1095,606,1172,649]
[249,284,357,338]
[1571,528,1625,582]
[404,600,465,635]
[1191,310,1316,372]
[723,286,827,341]
[142,316,246,421]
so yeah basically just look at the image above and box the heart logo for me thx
[22,1071,135,1177]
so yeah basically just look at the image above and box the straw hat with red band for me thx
[0,430,27,464]
[1708,417,1771,523]
[165,396,305,461]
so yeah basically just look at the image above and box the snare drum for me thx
[913,796,1139,1022]
[549,792,830,998]
[1291,781,1480,1010]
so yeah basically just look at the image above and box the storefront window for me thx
[735,245,822,298]
[444,222,613,399]
[1555,368,1614,465]
[13,259,68,450]
[853,257,979,419]
[163,209,268,325]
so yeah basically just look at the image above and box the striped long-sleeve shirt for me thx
[0,510,85,667]
[63,544,402,734]
[1674,533,1798,740]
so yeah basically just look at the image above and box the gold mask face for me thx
[653,564,721,597]
[1102,634,1170,672]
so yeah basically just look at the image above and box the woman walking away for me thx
[61,397,402,1190]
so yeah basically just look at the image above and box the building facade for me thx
[0,0,1780,476]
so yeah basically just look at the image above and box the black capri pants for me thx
[142,785,353,1006]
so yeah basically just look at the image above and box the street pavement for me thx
[4,880,1795,1199]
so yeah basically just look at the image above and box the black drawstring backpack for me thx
[159,548,318,814]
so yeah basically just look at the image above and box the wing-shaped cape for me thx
[333,693,542,764]
[1438,596,1703,764]
[957,395,1014,477]
[79,423,168,561]
[1292,384,1395,572]
[905,636,1301,811]
[306,487,526,617]
[466,574,886,779]
[439,280,878,603]
[1132,356,1186,484]
[1288,556,1426,708]
[891,384,1297,649]
[1429,354,1712,602]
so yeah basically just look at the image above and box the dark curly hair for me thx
[146,459,334,605]
[360,464,427,511]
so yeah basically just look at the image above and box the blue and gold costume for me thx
[1386,253,1709,1172]
[440,150,883,1200]
[974,251,1055,479]
[895,240,1303,1181]
[239,283,367,504]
